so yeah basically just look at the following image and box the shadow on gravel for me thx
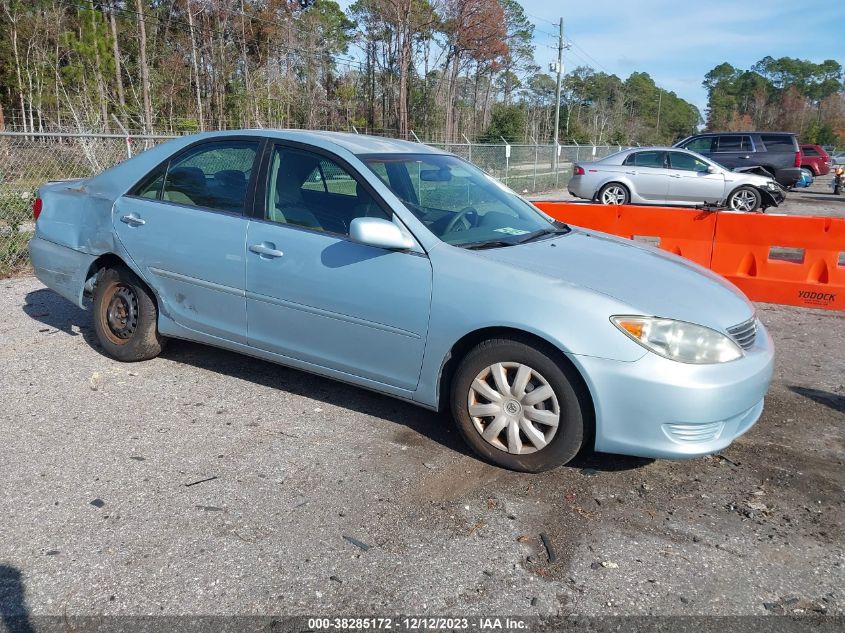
[567,450,654,472]
[789,385,845,414]
[162,339,474,457]
[0,565,34,633]
[23,288,103,349]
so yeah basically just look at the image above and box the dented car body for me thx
[29,130,774,471]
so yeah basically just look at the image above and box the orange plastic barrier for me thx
[710,213,845,311]
[535,202,717,267]
[535,202,845,311]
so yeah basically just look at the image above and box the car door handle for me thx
[669,174,681,178]
[249,243,284,258]
[625,171,637,175]
[120,213,145,226]
[739,155,751,159]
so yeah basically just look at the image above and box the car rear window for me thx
[760,134,797,152]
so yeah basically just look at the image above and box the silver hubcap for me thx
[468,362,560,455]
[601,186,626,204]
[730,189,757,211]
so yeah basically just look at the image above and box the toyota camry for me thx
[29,131,774,471]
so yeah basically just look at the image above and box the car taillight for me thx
[574,165,585,176]
[33,197,43,221]
[794,151,801,167]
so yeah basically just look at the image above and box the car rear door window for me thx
[716,135,752,152]
[668,152,710,172]
[152,140,259,213]
[623,151,667,168]
[266,146,389,236]
[760,134,796,151]
[802,147,819,156]
[133,165,166,199]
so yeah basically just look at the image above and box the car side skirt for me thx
[156,311,432,409]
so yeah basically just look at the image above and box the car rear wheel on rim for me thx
[451,338,586,472]
[597,183,630,205]
[727,186,761,212]
[93,266,166,362]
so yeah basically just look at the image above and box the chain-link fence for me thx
[0,132,175,276]
[428,142,625,194]
[0,131,626,276]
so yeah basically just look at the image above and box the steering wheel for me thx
[444,206,479,234]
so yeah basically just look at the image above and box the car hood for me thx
[730,166,772,181]
[477,229,754,330]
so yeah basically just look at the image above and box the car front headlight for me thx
[611,316,743,364]
[766,181,779,191]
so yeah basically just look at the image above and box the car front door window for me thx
[266,146,390,236]
[668,152,710,173]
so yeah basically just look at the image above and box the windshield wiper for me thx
[462,239,517,250]
[515,226,571,244]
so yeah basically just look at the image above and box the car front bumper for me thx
[570,320,774,459]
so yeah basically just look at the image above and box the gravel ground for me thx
[529,173,845,218]
[0,276,843,622]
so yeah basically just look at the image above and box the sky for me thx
[336,0,845,115]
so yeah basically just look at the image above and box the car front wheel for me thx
[726,186,762,212]
[93,265,166,362]
[451,338,586,472]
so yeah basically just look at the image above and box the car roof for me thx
[188,129,445,156]
[691,131,796,136]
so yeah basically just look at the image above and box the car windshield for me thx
[361,153,565,248]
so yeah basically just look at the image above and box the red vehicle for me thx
[800,144,831,176]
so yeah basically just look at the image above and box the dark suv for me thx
[673,132,802,187]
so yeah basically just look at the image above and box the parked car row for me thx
[567,131,842,212]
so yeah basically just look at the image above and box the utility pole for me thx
[553,17,564,172]
[656,89,663,139]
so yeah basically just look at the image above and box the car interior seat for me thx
[268,153,323,230]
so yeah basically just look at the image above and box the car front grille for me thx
[727,318,757,350]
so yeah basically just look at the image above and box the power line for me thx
[524,11,559,28]
[567,38,613,75]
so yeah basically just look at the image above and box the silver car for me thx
[568,147,785,211]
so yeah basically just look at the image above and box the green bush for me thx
[0,188,34,230]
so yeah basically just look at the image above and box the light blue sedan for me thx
[28,131,774,471]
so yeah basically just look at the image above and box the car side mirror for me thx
[707,165,718,174]
[349,217,414,250]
